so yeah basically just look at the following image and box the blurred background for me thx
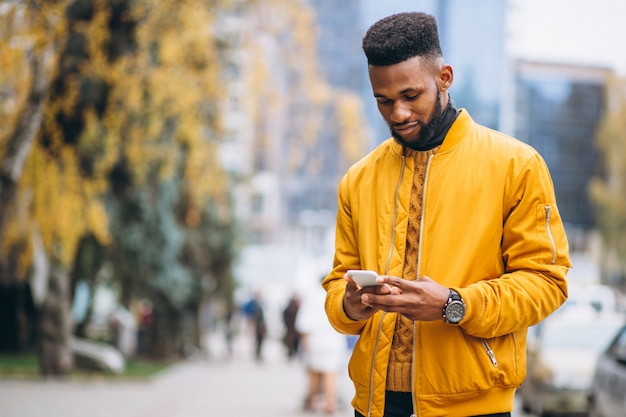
[1,0,626,415]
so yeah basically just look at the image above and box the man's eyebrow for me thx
[374,87,420,96]
[400,86,420,94]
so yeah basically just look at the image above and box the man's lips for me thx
[392,121,420,134]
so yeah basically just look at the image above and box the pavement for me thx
[0,332,355,417]
[0,330,530,417]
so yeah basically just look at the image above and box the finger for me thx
[379,275,404,289]
[357,285,386,295]
[372,283,395,295]
[344,274,359,289]
[417,275,434,283]
[362,292,400,309]
[361,293,374,307]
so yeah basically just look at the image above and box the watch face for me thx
[446,301,465,324]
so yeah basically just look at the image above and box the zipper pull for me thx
[482,339,499,367]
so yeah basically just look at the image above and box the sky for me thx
[507,0,626,75]
[362,0,626,76]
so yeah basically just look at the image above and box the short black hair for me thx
[362,12,442,66]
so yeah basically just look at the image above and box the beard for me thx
[390,91,444,150]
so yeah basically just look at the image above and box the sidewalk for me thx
[0,333,355,417]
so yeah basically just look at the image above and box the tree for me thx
[1,0,236,370]
[589,75,626,289]
[42,0,233,358]
[0,1,69,271]
[0,0,76,374]
[1,0,372,371]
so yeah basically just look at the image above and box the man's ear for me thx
[438,64,453,92]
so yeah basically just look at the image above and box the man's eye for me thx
[405,94,418,100]
[376,98,391,105]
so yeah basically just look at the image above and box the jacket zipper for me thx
[482,339,499,367]
[409,154,435,417]
[367,154,407,417]
[545,205,557,264]
[366,314,386,417]
[384,155,407,274]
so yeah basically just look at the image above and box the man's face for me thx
[368,56,452,147]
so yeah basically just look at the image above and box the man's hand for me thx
[360,275,451,322]
[342,272,397,321]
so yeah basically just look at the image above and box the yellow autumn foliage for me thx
[3,0,372,277]
[0,1,66,157]
[23,146,111,267]
[2,0,227,275]
[588,75,626,274]
[103,0,225,204]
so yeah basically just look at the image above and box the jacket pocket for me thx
[419,325,521,394]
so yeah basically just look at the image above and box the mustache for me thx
[391,120,424,128]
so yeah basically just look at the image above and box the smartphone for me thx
[347,270,382,287]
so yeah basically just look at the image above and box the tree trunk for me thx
[150,298,181,359]
[0,49,55,257]
[38,261,74,376]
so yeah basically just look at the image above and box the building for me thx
[510,61,610,236]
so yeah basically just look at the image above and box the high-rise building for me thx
[511,61,610,234]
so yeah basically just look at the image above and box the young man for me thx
[323,12,571,417]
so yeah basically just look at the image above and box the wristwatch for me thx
[443,289,466,324]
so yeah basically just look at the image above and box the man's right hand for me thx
[342,272,397,320]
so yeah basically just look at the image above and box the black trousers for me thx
[354,391,512,417]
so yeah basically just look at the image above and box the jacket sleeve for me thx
[322,173,368,335]
[459,152,571,338]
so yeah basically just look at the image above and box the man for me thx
[282,292,301,359]
[244,291,267,362]
[323,12,571,417]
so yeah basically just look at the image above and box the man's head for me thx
[362,12,453,149]
[362,12,442,66]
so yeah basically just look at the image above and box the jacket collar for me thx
[389,109,474,157]
[439,109,473,153]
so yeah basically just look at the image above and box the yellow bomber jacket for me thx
[323,110,571,417]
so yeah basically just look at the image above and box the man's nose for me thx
[390,101,411,124]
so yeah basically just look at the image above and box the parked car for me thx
[519,307,624,416]
[588,323,626,417]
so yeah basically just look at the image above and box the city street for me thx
[0,332,530,417]
[0,332,353,417]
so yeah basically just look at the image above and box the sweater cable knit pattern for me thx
[386,147,438,392]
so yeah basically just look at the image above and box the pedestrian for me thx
[282,292,301,360]
[223,301,237,359]
[322,12,571,417]
[244,291,267,362]
[297,280,346,415]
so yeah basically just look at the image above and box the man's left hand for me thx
[360,275,451,322]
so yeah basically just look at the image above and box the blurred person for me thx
[282,292,302,360]
[297,280,347,414]
[223,302,237,359]
[323,12,571,417]
[244,291,267,362]
[132,298,153,354]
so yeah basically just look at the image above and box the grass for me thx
[0,353,39,378]
[0,353,173,380]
